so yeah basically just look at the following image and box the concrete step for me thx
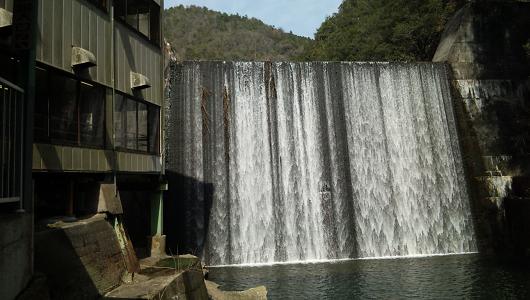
[205,280,267,300]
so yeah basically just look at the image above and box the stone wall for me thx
[434,0,530,257]
[0,213,33,300]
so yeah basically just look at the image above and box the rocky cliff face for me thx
[434,0,530,258]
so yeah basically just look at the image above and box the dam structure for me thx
[165,61,477,266]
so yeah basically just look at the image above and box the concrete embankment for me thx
[32,214,266,299]
[205,280,268,300]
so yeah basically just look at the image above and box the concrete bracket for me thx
[0,8,12,28]
[130,71,151,90]
[71,46,97,68]
[97,183,123,215]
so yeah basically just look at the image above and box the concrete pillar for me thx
[149,183,167,257]
[150,191,163,236]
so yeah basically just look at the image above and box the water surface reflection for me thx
[208,254,530,299]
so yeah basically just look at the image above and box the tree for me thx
[302,0,466,62]
[163,5,312,61]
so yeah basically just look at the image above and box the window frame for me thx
[0,76,24,212]
[114,92,161,155]
[34,66,107,149]
[83,0,109,13]
[114,0,161,47]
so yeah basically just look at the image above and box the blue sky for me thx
[165,0,343,38]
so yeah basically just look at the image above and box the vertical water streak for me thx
[166,61,477,266]
[229,63,276,264]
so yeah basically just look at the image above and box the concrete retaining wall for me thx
[0,213,33,300]
[434,1,530,257]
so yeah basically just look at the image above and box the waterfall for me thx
[166,61,477,266]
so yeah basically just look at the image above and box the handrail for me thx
[0,76,24,205]
[0,197,21,204]
[0,77,24,93]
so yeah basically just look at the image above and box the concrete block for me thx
[104,269,209,300]
[35,215,126,299]
[97,183,123,215]
[0,213,33,300]
[481,155,512,174]
[206,280,268,300]
[512,176,530,197]
[480,196,505,211]
[475,176,513,198]
[0,8,12,28]
[451,43,477,63]
[130,72,151,90]
[71,46,97,68]
[455,79,521,100]
[148,235,167,258]
[16,273,51,300]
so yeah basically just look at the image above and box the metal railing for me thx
[0,76,24,205]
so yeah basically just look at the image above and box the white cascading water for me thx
[166,61,477,266]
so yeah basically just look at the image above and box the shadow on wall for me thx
[438,1,530,258]
[469,2,530,258]
[35,229,100,299]
[0,214,33,300]
[119,190,152,259]
[450,80,503,256]
[164,171,214,259]
[34,213,126,299]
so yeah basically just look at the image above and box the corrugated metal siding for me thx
[36,0,112,87]
[33,0,164,174]
[116,152,161,173]
[33,144,161,173]
[114,22,163,106]
[33,144,113,172]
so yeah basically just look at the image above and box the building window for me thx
[114,93,160,154]
[79,82,106,146]
[85,0,109,12]
[34,67,106,148]
[0,76,23,212]
[148,105,160,154]
[115,0,161,45]
[34,68,50,139]
[0,0,9,10]
[49,75,78,143]
[137,102,148,152]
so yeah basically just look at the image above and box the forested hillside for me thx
[163,5,312,61]
[302,0,466,61]
[164,1,467,62]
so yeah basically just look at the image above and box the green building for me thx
[1,0,167,298]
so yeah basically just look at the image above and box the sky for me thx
[165,0,343,38]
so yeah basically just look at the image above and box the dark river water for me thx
[208,254,530,299]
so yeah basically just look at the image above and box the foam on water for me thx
[208,252,480,269]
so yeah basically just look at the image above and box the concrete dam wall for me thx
[165,61,477,266]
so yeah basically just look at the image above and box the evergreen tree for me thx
[303,0,466,61]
